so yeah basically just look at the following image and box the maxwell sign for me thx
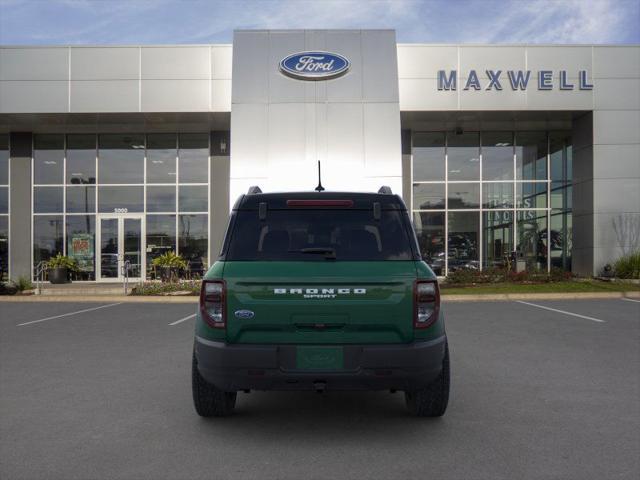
[279,52,350,80]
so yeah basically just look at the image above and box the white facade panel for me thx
[459,46,526,73]
[593,46,640,78]
[362,30,399,103]
[268,31,306,104]
[593,110,640,145]
[211,46,232,79]
[70,80,139,112]
[325,31,363,103]
[527,86,593,110]
[526,46,592,73]
[141,46,210,79]
[594,78,640,110]
[0,47,68,80]
[398,78,458,110]
[70,47,139,80]
[211,79,232,112]
[0,80,68,113]
[397,45,458,79]
[141,79,209,112]
[231,31,269,104]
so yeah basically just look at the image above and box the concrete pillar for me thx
[571,113,594,276]
[9,132,32,280]
[209,131,230,263]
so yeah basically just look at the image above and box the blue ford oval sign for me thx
[234,309,255,319]
[279,51,350,81]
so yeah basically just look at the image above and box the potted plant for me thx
[151,252,187,282]
[47,254,79,284]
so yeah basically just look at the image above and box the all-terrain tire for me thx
[405,342,450,417]
[192,351,237,417]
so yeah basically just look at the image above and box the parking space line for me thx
[621,298,640,304]
[515,301,605,323]
[169,313,196,326]
[17,303,122,326]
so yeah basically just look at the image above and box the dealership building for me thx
[0,30,638,281]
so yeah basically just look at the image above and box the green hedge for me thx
[613,251,640,279]
[130,280,200,296]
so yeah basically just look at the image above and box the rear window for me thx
[226,209,415,261]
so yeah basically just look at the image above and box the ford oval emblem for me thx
[279,51,350,81]
[234,309,255,319]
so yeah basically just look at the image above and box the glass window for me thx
[179,185,208,212]
[34,135,64,185]
[447,132,480,181]
[66,134,96,184]
[482,132,514,181]
[516,132,547,181]
[412,183,445,210]
[413,212,445,275]
[146,214,176,279]
[448,183,480,209]
[483,211,513,269]
[179,214,208,276]
[98,186,143,213]
[0,216,7,280]
[147,134,177,184]
[66,215,96,281]
[550,182,571,210]
[33,215,64,267]
[448,212,479,271]
[178,133,208,183]
[413,133,445,181]
[550,209,572,270]
[34,186,63,213]
[517,182,547,209]
[483,182,514,209]
[0,186,7,214]
[516,210,547,271]
[147,186,176,212]
[66,186,96,213]
[0,134,8,185]
[98,134,144,184]
[550,132,571,183]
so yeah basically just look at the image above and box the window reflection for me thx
[179,185,208,212]
[517,182,547,209]
[447,132,479,181]
[147,186,176,212]
[34,187,63,213]
[448,183,480,209]
[34,135,64,185]
[413,133,445,181]
[516,210,547,271]
[98,186,143,213]
[98,134,144,184]
[0,187,7,214]
[483,211,513,269]
[448,212,479,271]
[483,182,514,209]
[66,134,96,184]
[178,134,208,183]
[482,132,514,181]
[179,214,208,276]
[146,214,176,279]
[413,212,445,275]
[33,215,64,268]
[147,134,177,184]
[66,186,96,213]
[66,215,95,280]
[516,132,547,181]
[412,183,445,210]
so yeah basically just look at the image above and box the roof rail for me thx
[247,186,262,194]
[378,186,392,195]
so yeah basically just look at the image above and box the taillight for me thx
[200,280,226,329]
[414,280,440,329]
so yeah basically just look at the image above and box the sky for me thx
[0,0,638,45]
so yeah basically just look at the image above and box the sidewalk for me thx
[1,291,639,303]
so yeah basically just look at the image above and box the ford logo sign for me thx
[279,51,350,81]
[234,309,255,319]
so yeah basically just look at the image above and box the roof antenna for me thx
[315,160,325,192]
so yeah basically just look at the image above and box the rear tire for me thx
[405,342,450,417]
[192,351,237,417]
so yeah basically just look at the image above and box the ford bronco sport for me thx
[192,187,449,417]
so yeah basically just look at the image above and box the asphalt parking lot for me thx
[1,298,638,480]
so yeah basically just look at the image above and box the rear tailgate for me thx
[223,261,417,344]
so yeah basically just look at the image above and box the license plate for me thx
[296,346,344,370]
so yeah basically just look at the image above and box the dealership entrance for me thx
[97,214,143,282]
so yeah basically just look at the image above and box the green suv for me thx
[192,188,449,417]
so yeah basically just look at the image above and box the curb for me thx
[0,295,198,303]
[0,291,638,303]
[441,291,640,302]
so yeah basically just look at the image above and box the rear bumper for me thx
[194,335,447,392]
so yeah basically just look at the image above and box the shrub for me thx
[151,251,188,269]
[14,276,34,291]
[445,266,572,285]
[47,253,79,272]
[130,279,200,296]
[613,251,640,279]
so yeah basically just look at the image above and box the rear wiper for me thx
[289,247,337,259]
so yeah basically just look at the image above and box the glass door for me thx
[98,215,144,281]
